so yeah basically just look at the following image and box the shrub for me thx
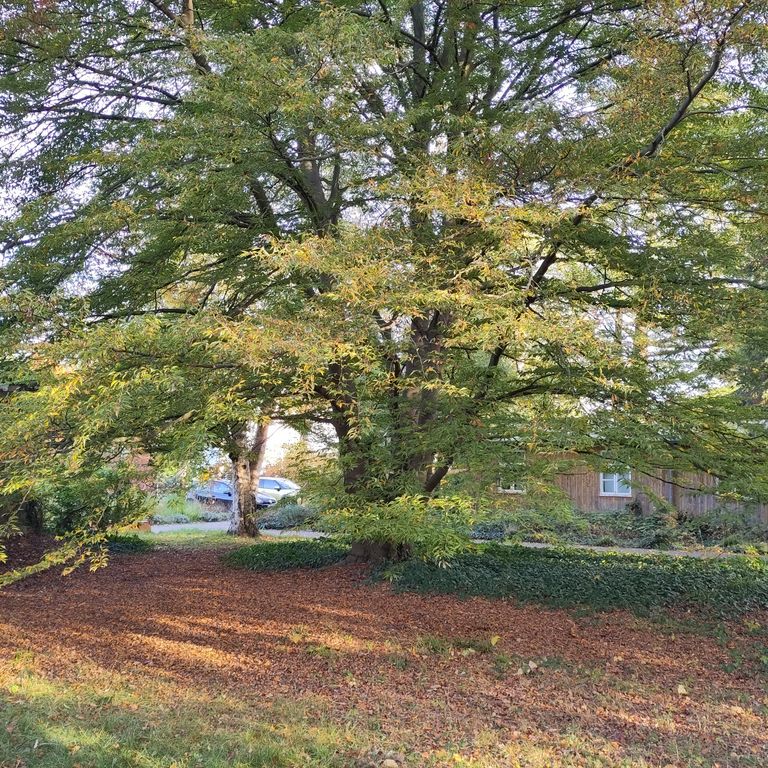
[151,496,212,524]
[682,508,768,547]
[223,539,348,571]
[106,534,153,554]
[40,465,152,535]
[505,504,589,539]
[470,520,511,541]
[385,543,768,615]
[465,505,589,544]
[257,503,317,530]
[554,507,683,550]
[321,495,478,563]
[150,497,230,524]
[426,503,768,552]
[151,513,191,525]
[632,504,680,549]
[200,509,230,522]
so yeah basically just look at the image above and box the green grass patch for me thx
[415,634,499,656]
[385,544,768,615]
[150,495,230,524]
[0,658,360,768]
[223,538,349,571]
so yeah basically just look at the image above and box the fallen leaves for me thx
[516,659,539,675]
[0,547,766,766]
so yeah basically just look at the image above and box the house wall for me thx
[552,464,666,514]
[674,471,768,524]
[550,460,768,522]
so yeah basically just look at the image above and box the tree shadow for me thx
[1,549,765,766]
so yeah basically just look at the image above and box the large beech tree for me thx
[3,0,768,558]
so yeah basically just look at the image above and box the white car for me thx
[257,476,300,502]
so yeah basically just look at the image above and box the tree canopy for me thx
[2,0,768,555]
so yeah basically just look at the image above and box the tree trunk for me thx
[228,420,270,537]
[180,0,195,29]
[19,499,44,534]
[330,414,405,562]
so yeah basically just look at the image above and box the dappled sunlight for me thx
[1,654,360,768]
[1,548,766,766]
[124,631,265,673]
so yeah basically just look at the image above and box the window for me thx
[497,480,525,494]
[599,472,632,497]
[259,478,281,490]
[212,481,232,498]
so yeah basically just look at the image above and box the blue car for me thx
[189,480,276,508]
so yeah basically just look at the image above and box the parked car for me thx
[257,476,301,502]
[188,480,276,508]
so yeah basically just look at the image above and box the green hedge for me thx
[257,503,317,530]
[223,539,348,571]
[106,534,153,554]
[386,544,768,615]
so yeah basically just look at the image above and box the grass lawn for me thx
[1,657,355,767]
[1,532,767,767]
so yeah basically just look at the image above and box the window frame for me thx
[497,480,526,495]
[599,471,632,497]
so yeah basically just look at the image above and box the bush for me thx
[40,465,152,535]
[322,495,478,562]
[385,543,768,615]
[682,508,768,547]
[152,496,213,524]
[634,510,680,550]
[257,503,317,530]
[417,502,768,552]
[151,513,191,525]
[223,539,348,571]
[106,534,153,554]
[470,520,511,540]
[547,507,683,550]
[466,505,588,544]
[562,506,768,552]
[200,509,230,522]
[149,497,230,524]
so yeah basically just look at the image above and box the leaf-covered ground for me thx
[1,541,767,767]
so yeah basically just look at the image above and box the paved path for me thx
[149,521,754,558]
[151,521,324,539]
[151,521,229,533]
